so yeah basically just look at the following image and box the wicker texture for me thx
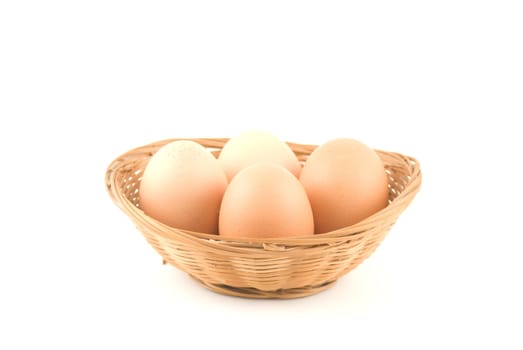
[105,138,421,299]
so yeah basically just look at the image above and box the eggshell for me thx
[139,140,228,234]
[219,163,314,239]
[300,138,389,234]
[218,131,301,181]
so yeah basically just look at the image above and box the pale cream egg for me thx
[218,131,301,181]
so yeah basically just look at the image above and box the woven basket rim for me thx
[105,137,422,248]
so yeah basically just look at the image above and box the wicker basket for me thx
[105,138,421,299]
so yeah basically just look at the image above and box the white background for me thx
[1,0,522,349]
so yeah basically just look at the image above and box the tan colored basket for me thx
[105,138,421,299]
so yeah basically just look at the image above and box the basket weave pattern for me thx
[105,138,421,299]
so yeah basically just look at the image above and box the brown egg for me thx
[218,130,301,181]
[219,163,314,239]
[139,140,228,234]
[300,138,389,234]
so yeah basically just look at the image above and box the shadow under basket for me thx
[105,138,422,299]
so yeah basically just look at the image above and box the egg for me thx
[219,163,314,239]
[138,140,228,234]
[300,138,389,234]
[218,130,301,181]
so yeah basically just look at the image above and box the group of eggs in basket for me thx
[138,131,390,239]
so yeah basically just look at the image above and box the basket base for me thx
[190,275,338,299]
